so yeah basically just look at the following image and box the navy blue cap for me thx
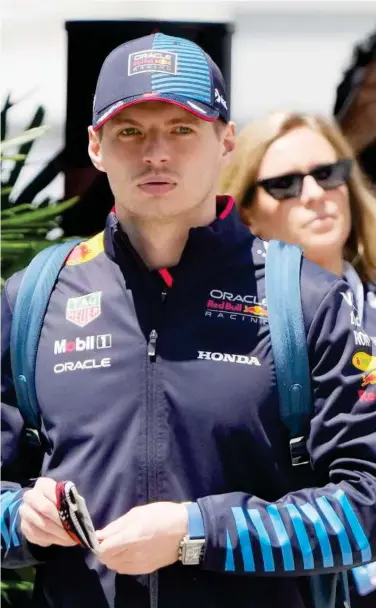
[92,33,228,130]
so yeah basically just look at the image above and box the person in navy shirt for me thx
[2,37,376,608]
[220,109,376,604]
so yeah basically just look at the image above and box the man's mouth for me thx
[138,176,177,195]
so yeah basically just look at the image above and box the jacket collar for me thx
[104,196,254,274]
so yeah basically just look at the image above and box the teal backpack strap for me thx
[265,240,311,465]
[10,239,81,447]
[265,240,350,608]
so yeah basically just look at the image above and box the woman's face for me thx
[247,126,352,263]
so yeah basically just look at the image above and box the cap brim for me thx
[93,94,219,130]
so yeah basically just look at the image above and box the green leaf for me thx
[1,581,33,592]
[0,154,27,162]
[0,126,49,153]
[1,187,13,196]
[2,229,48,239]
[1,196,79,227]
[1,203,34,216]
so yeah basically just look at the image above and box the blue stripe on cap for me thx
[231,507,255,571]
[285,504,314,570]
[152,33,211,104]
[316,496,353,566]
[225,529,235,571]
[151,74,210,84]
[152,85,211,97]
[333,489,372,563]
[266,504,295,571]
[247,509,275,572]
[300,502,334,568]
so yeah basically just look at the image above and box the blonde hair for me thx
[220,111,376,283]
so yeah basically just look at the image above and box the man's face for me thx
[88,101,234,220]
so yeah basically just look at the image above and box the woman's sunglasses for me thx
[252,158,352,202]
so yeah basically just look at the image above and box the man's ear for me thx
[222,121,236,163]
[88,126,106,172]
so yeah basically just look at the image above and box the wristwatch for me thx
[179,502,206,565]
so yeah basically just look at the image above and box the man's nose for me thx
[142,135,171,166]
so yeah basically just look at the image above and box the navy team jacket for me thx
[2,197,376,608]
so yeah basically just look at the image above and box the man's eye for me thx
[120,127,141,136]
[174,126,193,135]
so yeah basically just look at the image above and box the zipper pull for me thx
[148,329,158,358]
[161,288,167,302]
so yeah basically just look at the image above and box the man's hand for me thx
[19,478,78,548]
[96,502,188,574]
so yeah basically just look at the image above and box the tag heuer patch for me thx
[128,50,178,76]
[66,292,102,328]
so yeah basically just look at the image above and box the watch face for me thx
[181,539,205,565]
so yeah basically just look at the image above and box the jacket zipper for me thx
[147,286,168,608]
[147,329,158,358]
[147,288,167,360]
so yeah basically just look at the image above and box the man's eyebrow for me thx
[111,117,142,127]
[167,116,201,126]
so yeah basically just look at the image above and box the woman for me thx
[220,111,376,605]
[220,111,376,346]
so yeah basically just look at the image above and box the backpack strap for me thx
[10,239,81,447]
[265,240,351,608]
[265,240,311,466]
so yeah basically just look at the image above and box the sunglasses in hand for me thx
[252,158,352,201]
[56,480,100,554]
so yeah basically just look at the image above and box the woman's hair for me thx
[220,111,376,283]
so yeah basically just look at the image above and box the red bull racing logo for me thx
[205,290,268,324]
[352,351,376,387]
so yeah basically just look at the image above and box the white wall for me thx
[2,0,376,200]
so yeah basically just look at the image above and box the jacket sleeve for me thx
[1,277,48,568]
[195,279,376,576]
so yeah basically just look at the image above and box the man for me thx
[2,33,376,608]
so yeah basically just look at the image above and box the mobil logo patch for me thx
[54,334,111,355]
[66,292,102,328]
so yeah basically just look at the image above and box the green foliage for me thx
[1,569,34,607]
[1,96,81,603]
[1,95,80,285]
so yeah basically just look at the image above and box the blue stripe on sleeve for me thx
[247,509,275,572]
[231,507,255,571]
[316,496,353,566]
[266,504,295,571]
[285,504,314,570]
[225,529,235,571]
[300,502,334,568]
[9,498,23,548]
[1,491,19,548]
[333,489,372,563]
